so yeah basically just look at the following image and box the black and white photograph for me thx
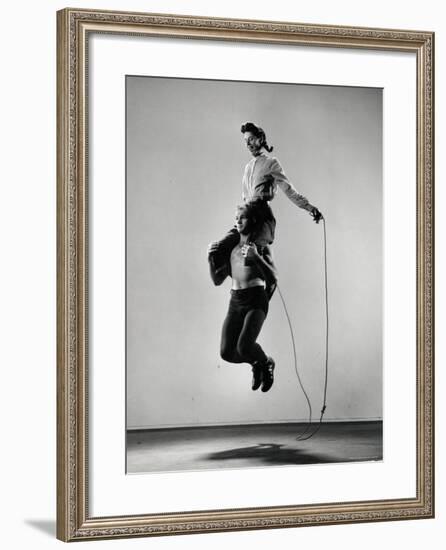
[2,0,441,545]
[125,75,383,474]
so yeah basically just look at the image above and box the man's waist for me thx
[231,280,265,291]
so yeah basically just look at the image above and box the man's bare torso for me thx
[230,244,265,290]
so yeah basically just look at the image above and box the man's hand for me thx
[241,243,259,260]
[310,207,323,224]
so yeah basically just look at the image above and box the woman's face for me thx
[243,131,263,156]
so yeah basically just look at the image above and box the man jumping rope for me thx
[208,203,278,392]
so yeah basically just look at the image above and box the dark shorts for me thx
[229,286,269,317]
[248,200,276,247]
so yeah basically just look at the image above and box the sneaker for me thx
[251,364,262,391]
[261,357,275,392]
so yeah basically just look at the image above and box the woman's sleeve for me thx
[270,158,314,211]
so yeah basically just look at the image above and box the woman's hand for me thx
[310,207,323,224]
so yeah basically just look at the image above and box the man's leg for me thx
[220,290,275,391]
[220,307,245,364]
[236,309,268,365]
[220,304,268,390]
[237,309,275,392]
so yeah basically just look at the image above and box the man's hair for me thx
[236,202,262,233]
[240,122,274,152]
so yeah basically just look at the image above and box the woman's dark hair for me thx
[241,122,274,152]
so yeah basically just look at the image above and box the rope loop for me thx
[277,217,329,441]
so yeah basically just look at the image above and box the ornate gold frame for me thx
[57,7,434,542]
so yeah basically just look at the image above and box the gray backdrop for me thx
[126,76,382,429]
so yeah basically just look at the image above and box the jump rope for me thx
[275,217,329,441]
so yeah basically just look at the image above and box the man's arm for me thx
[242,244,278,286]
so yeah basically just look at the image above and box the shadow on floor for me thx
[205,443,334,465]
[127,422,383,473]
[24,519,56,538]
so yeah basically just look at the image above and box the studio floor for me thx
[126,421,382,474]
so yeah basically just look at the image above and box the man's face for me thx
[235,209,251,235]
[243,131,263,156]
